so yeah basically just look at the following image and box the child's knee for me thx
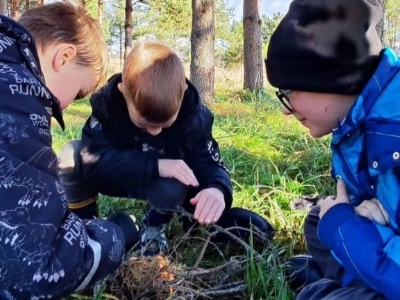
[147,178,189,209]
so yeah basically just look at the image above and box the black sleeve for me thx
[80,117,160,188]
[183,107,233,210]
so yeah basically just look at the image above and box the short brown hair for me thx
[122,41,186,123]
[19,1,107,93]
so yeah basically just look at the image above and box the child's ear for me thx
[117,82,125,94]
[52,43,77,72]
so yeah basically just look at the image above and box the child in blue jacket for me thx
[266,0,399,299]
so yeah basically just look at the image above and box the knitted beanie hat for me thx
[265,0,383,95]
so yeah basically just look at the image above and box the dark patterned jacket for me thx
[0,15,126,299]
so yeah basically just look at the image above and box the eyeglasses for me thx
[275,89,293,112]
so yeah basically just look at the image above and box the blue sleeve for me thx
[318,203,400,300]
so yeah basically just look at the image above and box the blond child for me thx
[0,2,139,298]
[59,41,274,256]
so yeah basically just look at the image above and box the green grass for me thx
[57,88,334,300]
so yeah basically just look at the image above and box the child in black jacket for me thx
[59,41,274,256]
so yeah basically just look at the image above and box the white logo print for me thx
[0,114,29,144]
[30,114,50,136]
[0,63,18,77]
[206,140,228,171]
[0,35,15,53]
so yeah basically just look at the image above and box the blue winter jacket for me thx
[318,48,400,300]
[0,15,126,299]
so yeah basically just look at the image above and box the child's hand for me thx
[355,198,389,225]
[158,159,199,186]
[319,179,350,218]
[190,188,225,225]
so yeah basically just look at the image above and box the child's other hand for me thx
[158,159,199,186]
[355,198,389,226]
[319,179,350,218]
[190,188,225,225]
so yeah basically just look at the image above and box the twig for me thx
[207,223,264,260]
[194,234,210,268]
[195,281,246,296]
[174,207,269,260]
[171,257,246,279]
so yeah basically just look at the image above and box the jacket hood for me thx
[180,79,201,117]
[332,48,399,144]
[0,15,64,129]
[0,16,36,65]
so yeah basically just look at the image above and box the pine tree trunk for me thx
[0,0,7,15]
[26,0,29,9]
[243,0,263,90]
[119,26,123,69]
[376,0,385,45]
[98,0,103,28]
[124,0,133,60]
[190,0,215,103]
[11,0,19,19]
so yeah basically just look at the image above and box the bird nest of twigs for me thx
[102,211,275,300]
[106,254,248,300]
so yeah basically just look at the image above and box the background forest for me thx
[2,0,399,100]
[1,0,400,299]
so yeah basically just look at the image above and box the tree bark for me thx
[11,0,19,19]
[376,0,385,44]
[98,0,103,28]
[124,0,133,59]
[243,0,263,90]
[190,0,215,103]
[0,0,7,15]
[120,25,123,69]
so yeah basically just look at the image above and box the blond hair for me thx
[19,1,108,93]
[122,41,186,123]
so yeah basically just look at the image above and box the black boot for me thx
[284,254,324,293]
[212,207,275,245]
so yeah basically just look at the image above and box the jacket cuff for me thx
[151,157,160,178]
[145,154,160,183]
[318,203,355,248]
[107,212,139,252]
[208,183,233,210]
[208,184,224,194]
[69,198,99,220]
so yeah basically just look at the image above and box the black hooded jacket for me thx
[80,74,233,207]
